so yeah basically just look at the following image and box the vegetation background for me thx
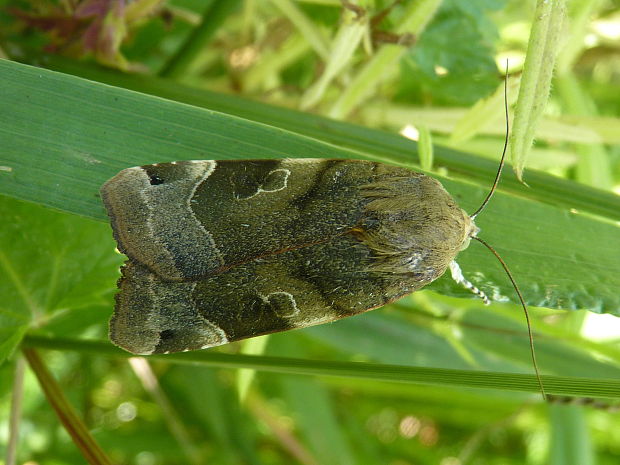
[1,0,620,464]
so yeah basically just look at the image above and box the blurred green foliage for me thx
[403,0,503,105]
[1,0,619,464]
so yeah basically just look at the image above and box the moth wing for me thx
[104,159,472,354]
[110,234,423,354]
[101,159,406,281]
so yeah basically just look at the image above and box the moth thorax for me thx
[357,176,475,280]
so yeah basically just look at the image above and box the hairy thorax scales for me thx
[355,174,477,283]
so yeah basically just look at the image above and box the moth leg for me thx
[449,260,490,305]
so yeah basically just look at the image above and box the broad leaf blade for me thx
[0,196,122,362]
[1,60,619,315]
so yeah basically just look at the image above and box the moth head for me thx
[460,218,480,251]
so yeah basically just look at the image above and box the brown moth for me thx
[101,61,547,399]
[100,159,480,355]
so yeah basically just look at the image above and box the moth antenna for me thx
[465,61,546,400]
[470,60,510,220]
[472,236,547,401]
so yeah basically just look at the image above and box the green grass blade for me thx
[329,0,442,118]
[159,0,243,78]
[549,405,594,465]
[274,338,356,465]
[34,56,620,222]
[270,0,330,59]
[511,0,566,179]
[1,59,619,314]
[21,335,620,399]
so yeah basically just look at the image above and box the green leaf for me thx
[300,298,620,385]
[21,336,620,399]
[159,0,243,78]
[34,56,620,222]
[0,196,121,363]
[1,59,619,316]
[402,3,500,105]
[511,0,566,179]
[301,310,477,369]
[460,306,620,379]
[273,338,356,465]
[549,405,594,465]
[163,365,261,465]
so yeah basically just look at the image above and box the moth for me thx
[101,159,489,355]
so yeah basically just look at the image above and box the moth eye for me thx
[159,329,175,340]
[149,174,164,185]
